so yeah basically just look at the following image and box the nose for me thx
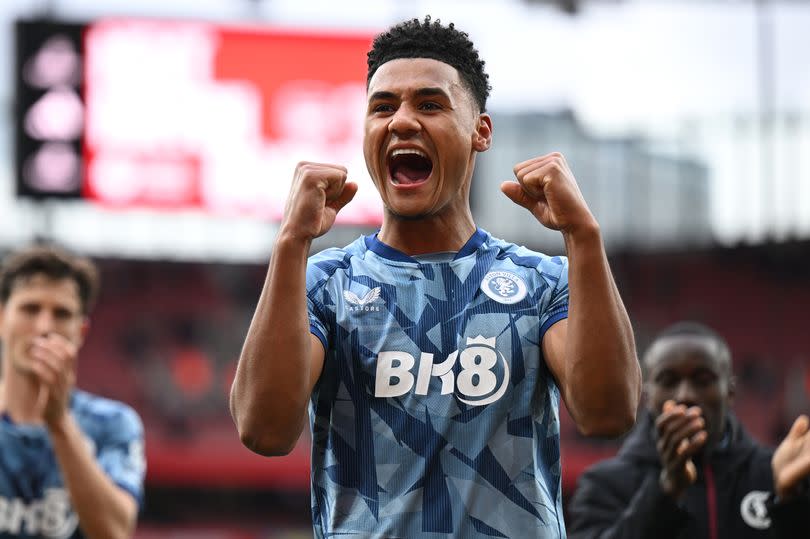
[388,104,420,138]
[34,310,56,335]
[673,380,698,407]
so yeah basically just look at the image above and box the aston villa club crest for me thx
[481,271,527,304]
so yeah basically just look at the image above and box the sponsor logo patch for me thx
[0,489,78,538]
[343,287,382,312]
[375,335,510,406]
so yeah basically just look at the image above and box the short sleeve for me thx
[538,255,569,340]
[307,293,328,351]
[306,260,331,352]
[96,406,146,508]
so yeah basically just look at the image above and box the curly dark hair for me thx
[367,16,491,112]
[0,245,100,315]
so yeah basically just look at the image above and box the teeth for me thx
[390,148,427,159]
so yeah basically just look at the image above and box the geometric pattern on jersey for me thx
[306,229,569,538]
[0,389,145,539]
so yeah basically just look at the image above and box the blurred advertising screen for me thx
[17,18,383,226]
[15,20,85,199]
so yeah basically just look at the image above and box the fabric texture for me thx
[0,389,145,539]
[306,228,569,538]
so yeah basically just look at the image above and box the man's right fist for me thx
[280,162,358,241]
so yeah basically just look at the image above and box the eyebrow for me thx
[654,365,718,378]
[368,87,451,102]
[415,87,450,99]
[368,91,396,101]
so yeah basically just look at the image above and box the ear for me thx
[726,374,736,405]
[473,113,492,152]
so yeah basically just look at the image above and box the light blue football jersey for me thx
[0,389,145,538]
[306,229,569,538]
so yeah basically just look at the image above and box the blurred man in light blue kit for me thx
[0,245,145,538]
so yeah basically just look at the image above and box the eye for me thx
[20,303,39,316]
[54,308,74,321]
[419,102,442,111]
[372,103,395,113]
[655,373,678,389]
[692,371,718,387]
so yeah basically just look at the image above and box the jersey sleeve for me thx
[538,255,569,339]
[306,256,334,352]
[96,405,146,508]
[307,293,329,351]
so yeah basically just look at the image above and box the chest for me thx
[0,431,63,496]
[677,461,779,539]
[0,433,80,538]
[323,271,547,413]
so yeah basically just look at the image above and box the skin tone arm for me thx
[501,152,641,437]
[31,334,137,539]
[230,162,357,455]
[772,414,810,501]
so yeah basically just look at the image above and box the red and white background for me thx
[83,19,381,224]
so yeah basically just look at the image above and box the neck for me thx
[378,210,477,256]
[0,370,46,424]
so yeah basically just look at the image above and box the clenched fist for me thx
[500,152,597,235]
[280,162,358,241]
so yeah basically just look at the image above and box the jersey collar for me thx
[364,228,488,263]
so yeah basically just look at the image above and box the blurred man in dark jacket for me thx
[569,321,810,539]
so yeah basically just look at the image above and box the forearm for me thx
[49,415,137,539]
[563,224,640,436]
[230,233,316,455]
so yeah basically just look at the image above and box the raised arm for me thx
[501,152,641,437]
[230,162,357,456]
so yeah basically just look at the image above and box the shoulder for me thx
[578,423,658,490]
[726,416,776,473]
[71,390,143,438]
[307,238,367,283]
[486,235,568,277]
[732,438,777,487]
[580,454,638,484]
[574,453,650,504]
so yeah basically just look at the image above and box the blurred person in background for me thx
[230,15,640,538]
[568,321,810,539]
[0,246,145,539]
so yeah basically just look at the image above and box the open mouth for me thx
[388,148,433,186]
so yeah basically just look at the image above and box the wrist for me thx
[774,482,804,503]
[276,226,316,247]
[45,411,72,437]
[659,469,686,501]
[562,220,601,249]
